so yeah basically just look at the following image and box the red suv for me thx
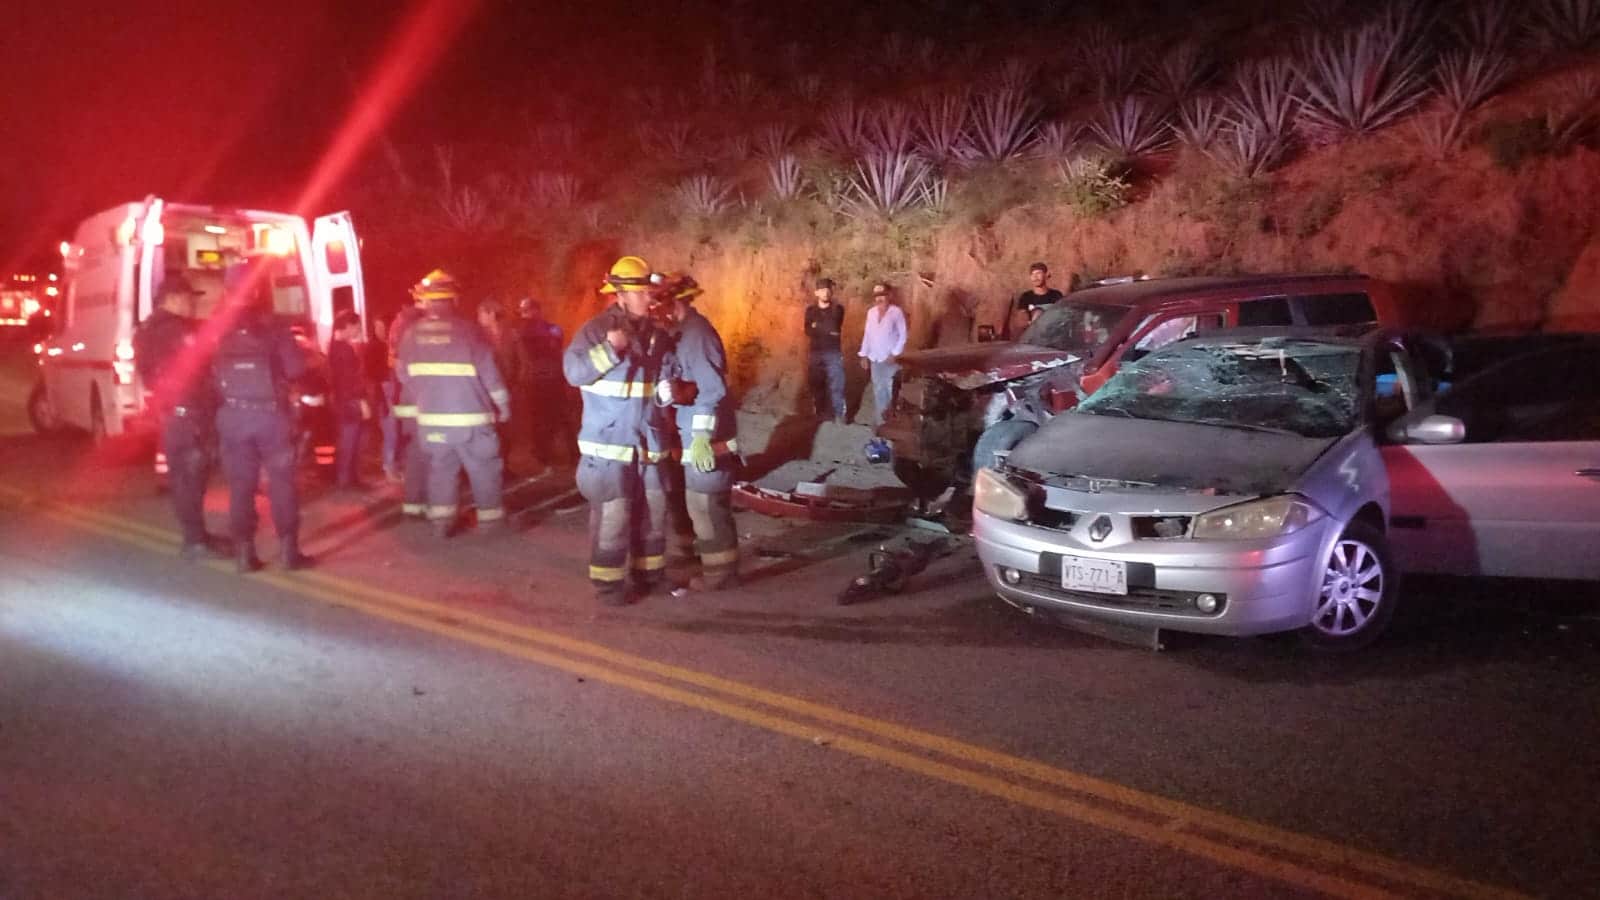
[880,273,1413,498]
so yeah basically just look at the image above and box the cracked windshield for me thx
[1077,339,1362,438]
[1018,301,1131,354]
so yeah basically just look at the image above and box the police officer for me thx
[395,269,511,538]
[563,255,675,606]
[134,274,217,560]
[661,274,740,590]
[212,258,312,572]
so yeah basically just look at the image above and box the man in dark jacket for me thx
[213,258,311,572]
[517,296,572,470]
[395,270,511,538]
[328,310,369,489]
[134,275,217,559]
[661,274,739,590]
[805,277,846,422]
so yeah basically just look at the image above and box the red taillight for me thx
[114,340,136,385]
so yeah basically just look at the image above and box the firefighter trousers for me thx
[576,456,667,601]
[397,418,429,516]
[671,459,740,586]
[423,428,504,526]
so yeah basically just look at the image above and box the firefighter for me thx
[563,255,675,606]
[134,274,217,560]
[660,274,740,590]
[395,269,511,538]
[212,259,312,572]
[389,294,429,517]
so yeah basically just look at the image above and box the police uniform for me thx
[212,296,309,571]
[389,304,430,517]
[134,283,214,556]
[563,303,675,603]
[670,303,741,587]
[396,305,510,535]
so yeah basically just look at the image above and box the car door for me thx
[309,211,366,349]
[1384,344,1600,580]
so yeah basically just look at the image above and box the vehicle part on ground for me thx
[1298,522,1398,652]
[838,537,952,605]
[732,482,910,523]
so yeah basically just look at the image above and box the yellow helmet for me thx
[412,268,459,302]
[598,255,654,294]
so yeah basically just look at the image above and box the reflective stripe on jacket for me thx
[395,311,509,444]
[563,305,674,463]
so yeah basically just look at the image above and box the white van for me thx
[29,196,365,440]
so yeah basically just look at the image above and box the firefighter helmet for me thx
[411,268,460,302]
[660,272,702,302]
[598,256,653,294]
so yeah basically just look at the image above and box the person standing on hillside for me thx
[858,281,907,428]
[804,277,847,423]
[1007,262,1064,339]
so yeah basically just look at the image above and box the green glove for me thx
[687,433,717,473]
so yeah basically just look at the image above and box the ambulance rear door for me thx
[309,211,365,348]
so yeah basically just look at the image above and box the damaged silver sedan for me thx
[974,331,1419,651]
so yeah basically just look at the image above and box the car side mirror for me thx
[1390,414,1466,445]
[976,325,996,343]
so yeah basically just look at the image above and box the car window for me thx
[1373,347,1426,424]
[1297,292,1377,326]
[1078,338,1362,438]
[1236,296,1293,327]
[1131,313,1226,353]
[1434,346,1600,442]
[1018,301,1132,355]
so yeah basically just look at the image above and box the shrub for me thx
[964,88,1041,163]
[1295,188,1344,238]
[915,89,973,168]
[867,100,919,155]
[1056,155,1130,217]
[1175,96,1224,149]
[846,151,932,218]
[673,175,736,217]
[767,154,806,199]
[1089,95,1174,160]
[1298,15,1433,139]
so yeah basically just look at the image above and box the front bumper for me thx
[973,511,1332,637]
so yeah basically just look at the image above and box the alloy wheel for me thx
[1311,539,1385,637]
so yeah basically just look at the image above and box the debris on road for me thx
[838,536,954,606]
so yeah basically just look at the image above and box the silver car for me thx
[973,331,1600,651]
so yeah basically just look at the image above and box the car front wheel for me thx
[1298,523,1398,653]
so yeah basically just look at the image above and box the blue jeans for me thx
[808,351,846,421]
[869,360,899,427]
[378,410,398,471]
[335,418,363,487]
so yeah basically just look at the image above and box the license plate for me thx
[1061,555,1128,596]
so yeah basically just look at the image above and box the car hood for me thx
[897,342,1078,390]
[1005,413,1336,496]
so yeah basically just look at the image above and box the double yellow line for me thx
[1,487,1526,900]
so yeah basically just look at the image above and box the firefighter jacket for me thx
[563,305,675,464]
[396,310,510,446]
[134,309,215,415]
[671,306,737,455]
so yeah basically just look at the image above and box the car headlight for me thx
[1192,495,1324,540]
[974,467,1028,521]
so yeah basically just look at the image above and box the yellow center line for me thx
[0,487,1529,900]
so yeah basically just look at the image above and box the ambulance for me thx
[29,196,365,441]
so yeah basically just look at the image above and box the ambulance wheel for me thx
[88,387,108,445]
[28,382,62,435]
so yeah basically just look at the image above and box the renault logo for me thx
[1088,515,1113,543]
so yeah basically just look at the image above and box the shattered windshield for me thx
[1076,339,1363,438]
[1019,301,1131,354]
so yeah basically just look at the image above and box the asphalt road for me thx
[2,341,1598,899]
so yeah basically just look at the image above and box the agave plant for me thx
[439,185,491,233]
[1297,0,1348,32]
[1209,60,1302,177]
[1033,120,1086,160]
[1150,42,1215,101]
[525,172,583,209]
[657,122,696,162]
[1410,109,1465,158]
[726,72,764,108]
[726,133,754,164]
[846,151,932,218]
[920,176,950,215]
[867,100,919,155]
[1298,16,1434,138]
[964,88,1040,163]
[673,174,736,217]
[796,74,825,104]
[1090,95,1175,160]
[821,99,871,157]
[1455,0,1520,50]
[756,123,800,159]
[531,122,579,159]
[1080,27,1146,100]
[915,89,972,167]
[1531,0,1600,50]
[766,154,806,200]
[993,58,1039,93]
[1208,119,1293,179]
[1175,96,1225,149]
[1547,72,1600,150]
[1436,48,1512,115]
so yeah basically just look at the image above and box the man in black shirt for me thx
[804,278,847,422]
[1009,261,1064,339]
[134,275,217,559]
[328,311,369,490]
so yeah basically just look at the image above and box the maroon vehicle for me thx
[880,273,1413,498]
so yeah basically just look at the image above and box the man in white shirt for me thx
[858,281,908,428]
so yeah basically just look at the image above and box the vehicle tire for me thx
[1298,522,1399,653]
[88,387,108,445]
[27,381,62,435]
[972,419,1038,476]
